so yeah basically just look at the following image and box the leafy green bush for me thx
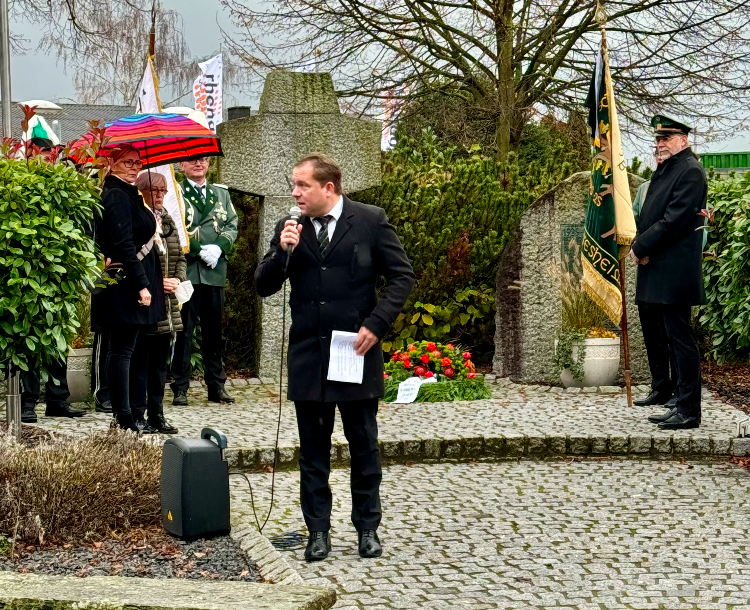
[0,155,99,372]
[698,172,750,362]
[224,193,261,373]
[356,127,579,353]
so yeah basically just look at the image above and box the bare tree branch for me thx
[221,0,750,157]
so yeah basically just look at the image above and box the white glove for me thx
[199,244,222,269]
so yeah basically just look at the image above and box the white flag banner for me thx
[193,54,223,132]
[136,57,189,250]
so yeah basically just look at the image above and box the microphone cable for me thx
[230,212,299,534]
[229,280,285,535]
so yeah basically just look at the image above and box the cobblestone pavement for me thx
[31,380,744,453]
[231,459,750,610]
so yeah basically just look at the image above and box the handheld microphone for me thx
[285,205,303,253]
[283,205,303,271]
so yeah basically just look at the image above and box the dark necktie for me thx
[316,215,333,253]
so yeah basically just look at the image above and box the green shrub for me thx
[698,172,750,362]
[356,127,579,353]
[0,155,100,372]
[224,194,261,373]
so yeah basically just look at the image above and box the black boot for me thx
[358,530,382,558]
[172,390,188,406]
[634,390,672,407]
[21,403,38,423]
[148,414,178,434]
[115,413,140,433]
[95,399,113,413]
[45,402,85,418]
[304,531,331,562]
[208,388,235,404]
[647,407,678,424]
[658,411,700,430]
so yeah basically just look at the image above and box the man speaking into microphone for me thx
[255,153,414,562]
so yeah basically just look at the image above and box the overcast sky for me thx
[6,0,749,160]
[8,0,259,107]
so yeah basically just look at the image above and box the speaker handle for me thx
[201,427,228,460]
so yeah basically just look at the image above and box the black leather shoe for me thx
[21,404,37,423]
[172,390,188,406]
[95,399,113,413]
[304,531,331,562]
[148,414,178,434]
[114,414,140,433]
[208,388,235,404]
[135,420,159,434]
[658,412,701,430]
[648,407,678,424]
[358,530,382,558]
[45,402,85,418]
[634,390,672,407]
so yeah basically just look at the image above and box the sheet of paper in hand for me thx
[393,376,437,404]
[327,331,365,384]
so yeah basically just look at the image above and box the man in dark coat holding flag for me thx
[630,115,707,430]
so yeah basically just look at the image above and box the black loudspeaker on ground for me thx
[161,427,231,540]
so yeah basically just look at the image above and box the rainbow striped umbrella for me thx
[72,112,222,168]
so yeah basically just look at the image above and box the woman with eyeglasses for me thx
[91,144,166,432]
[128,171,183,434]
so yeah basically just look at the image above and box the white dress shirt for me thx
[187,178,208,200]
[311,196,343,241]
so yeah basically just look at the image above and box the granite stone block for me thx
[609,435,628,454]
[629,435,652,454]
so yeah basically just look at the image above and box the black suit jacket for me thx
[92,175,166,327]
[255,196,415,402]
[631,147,706,305]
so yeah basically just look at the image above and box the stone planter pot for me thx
[559,337,621,388]
[67,347,93,403]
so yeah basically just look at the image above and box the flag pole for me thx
[618,258,633,407]
[598,4,633,407]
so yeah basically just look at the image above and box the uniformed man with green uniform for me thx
[170,156,238,405]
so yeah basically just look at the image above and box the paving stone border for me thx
[221,375,748,471]
[0,570,336,610]
[225,432,750,471]
[231,520,304,586]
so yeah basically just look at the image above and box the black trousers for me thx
[91,329,111,406]
[638,303,678,396]
[171,284,227,394]
[21,357,69,407]
[294,399,382,533]
[639,303,701,417]
[129,333,171,423]
[107,323,141,417]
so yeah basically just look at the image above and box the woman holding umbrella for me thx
[91,144,166,432]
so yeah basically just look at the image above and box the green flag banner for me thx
[582,36,636,325]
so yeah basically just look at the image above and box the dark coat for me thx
[255,197,415,403]
[153,211,187,335]
[92,175,166,327]
[631,147,707,305]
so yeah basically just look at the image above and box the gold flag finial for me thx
[595,2,608,26]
